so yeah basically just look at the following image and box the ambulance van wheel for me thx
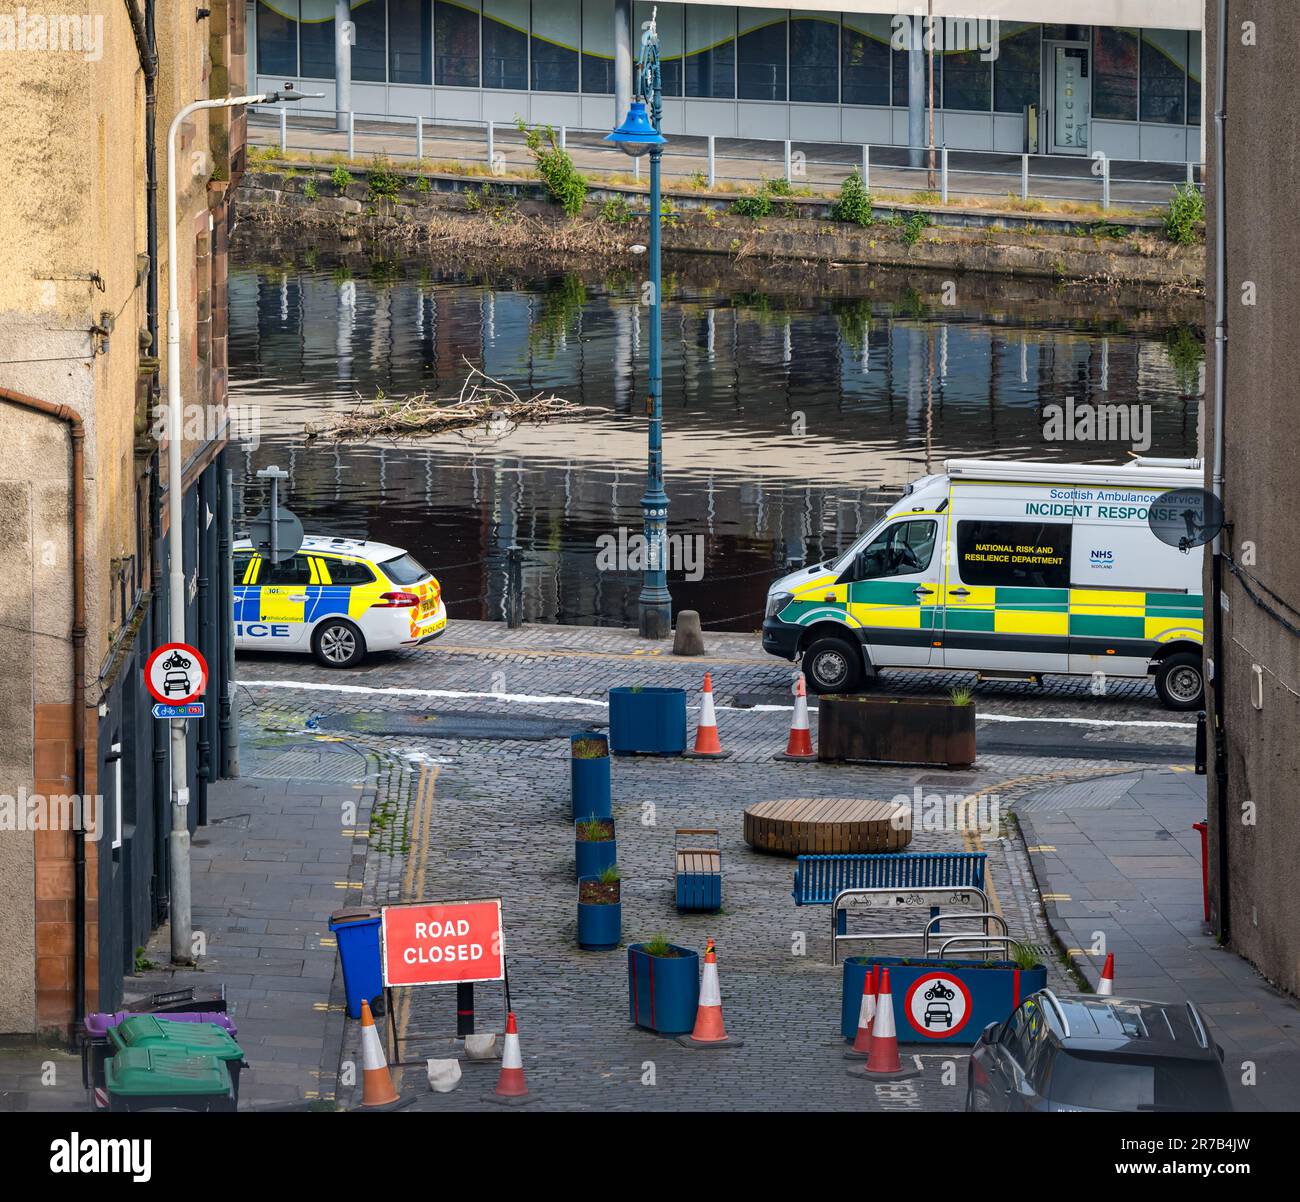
[803,637,864,694]
[1154,651,1204,711]
[313,619,367,668]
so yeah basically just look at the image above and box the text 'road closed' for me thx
[381,899,505,987]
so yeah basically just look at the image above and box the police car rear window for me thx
[380,554,429,586]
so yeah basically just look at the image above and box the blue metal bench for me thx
[793,851,988,935]
[675,828,722,913]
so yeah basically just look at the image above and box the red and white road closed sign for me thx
[380,898,505,987]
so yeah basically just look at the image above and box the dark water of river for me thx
[228,242,1204,631]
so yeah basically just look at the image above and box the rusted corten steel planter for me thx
[817,695,976,769]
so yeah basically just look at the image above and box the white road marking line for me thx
[240,679,607,707]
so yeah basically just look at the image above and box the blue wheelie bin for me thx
[329,906,384,1019]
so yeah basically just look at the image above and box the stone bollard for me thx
[673,610,706,656]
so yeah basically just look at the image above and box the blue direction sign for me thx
[152,702,205,719]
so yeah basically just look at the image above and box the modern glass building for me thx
[247,1,1204,163]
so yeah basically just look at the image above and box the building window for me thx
[790,12,837,104]
[1141,29,1188,125]
[435,0,480,87]
[1092,27,1138,120]
[532,0,580,92]
[1188,30,1202,125]
[482,0,527,88]
[941,19,991,112]
[637,1,682,96]
[390,0,432,84]
[685,4,734,99]
[581,0,614,93]
[299,0,336,79]
[1042,25,1089,42]
[737,7,785,101]
[891,18,937,110]
[994,21,1039,113]
[841,14,889,106]
[257,0,298,76]
[352,0,387,81]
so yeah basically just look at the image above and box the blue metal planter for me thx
[577,879,622,951]
[575,819,617,881]
[608,687,687,755]
[842,956,1048,1046]
[628,944,699,1034]
[570,732,612,820]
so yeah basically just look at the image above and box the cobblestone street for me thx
[235,620,1195,1111]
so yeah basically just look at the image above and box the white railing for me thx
[248,108,1204,213]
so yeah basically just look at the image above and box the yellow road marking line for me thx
[1042,893,1072,902]
[1026,845,1056,853]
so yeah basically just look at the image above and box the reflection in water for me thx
[229,255,1204,630]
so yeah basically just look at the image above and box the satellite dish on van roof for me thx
[1147,487,1224,553]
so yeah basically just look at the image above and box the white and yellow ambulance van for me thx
[762,458,1206,710]
[232,536,447,667]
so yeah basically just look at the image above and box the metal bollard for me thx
[505,545,524,629]
[1187,160,1196,186]
[707,134,715,187]
[1195,710,1207,775]
[1101,153,1111,210]
[783,139,792,182]
[416,114,423,162]
[279,108,287,154]
[487,119,495,169]
[560,125,567,150]
[347,110,355,159]
[1021,152,1030,201]
[861,144,870,190]
[940,146,949,203]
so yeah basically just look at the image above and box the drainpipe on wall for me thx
[1209,0,1231,939]
[0,390,87,1038]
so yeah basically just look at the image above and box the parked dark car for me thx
[967,990,1234,1112]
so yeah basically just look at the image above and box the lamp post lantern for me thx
[606,13,671,639]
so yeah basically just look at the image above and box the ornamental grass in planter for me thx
[577,866,622,951]
[575,815,616,880]
[818,686,976,768]
[627,934,699,1034]
[570,732,611,819]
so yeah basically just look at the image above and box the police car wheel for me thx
[313,619,366,668]
[1154,651,1204,711]
[803,637,863,694]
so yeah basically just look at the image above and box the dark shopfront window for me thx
[790,14,838,104]
[435,0,480,87]
[1093,26,1139,120]
[352,0,387,82]
[841,14,890,107]
[994,21,1040,113]
[483,2,528,90]
[1141,29,1188,125]
[257,1,298,76]
[737,10,786,101]
[389,0,432,84]
[685,6,735,99]
[532,0,581,92]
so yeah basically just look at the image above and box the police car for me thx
[232,536,447,667]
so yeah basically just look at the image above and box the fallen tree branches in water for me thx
[304,360,596,443]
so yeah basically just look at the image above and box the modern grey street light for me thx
[606,15,671,639]
[162,85,311,963]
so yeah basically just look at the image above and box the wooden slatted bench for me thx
[675,829,722,912]
[742,798,913,856]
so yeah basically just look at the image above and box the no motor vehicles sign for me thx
[381,898,505,987]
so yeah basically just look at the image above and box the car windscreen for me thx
[1049,1052,1232,1111]
[379,554,430,586]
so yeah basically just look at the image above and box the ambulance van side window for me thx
[956,521,1071,589]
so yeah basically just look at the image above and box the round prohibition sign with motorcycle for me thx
[904,971,973,1040]
[144,642,209,708]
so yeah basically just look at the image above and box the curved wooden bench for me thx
[743,798,912,856]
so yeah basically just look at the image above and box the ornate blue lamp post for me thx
[606,14,671,639]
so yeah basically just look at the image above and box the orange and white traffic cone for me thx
[847,968,921,1081]
[678,938,743,1049]
[774,673,816,760]
[359,998,401,1107]
[1097,952,1115,996]
[490,1012,529,1099]
[844,966,877,1060]
[685,672,726,758]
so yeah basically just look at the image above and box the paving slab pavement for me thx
[1017,768,1300,1112]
